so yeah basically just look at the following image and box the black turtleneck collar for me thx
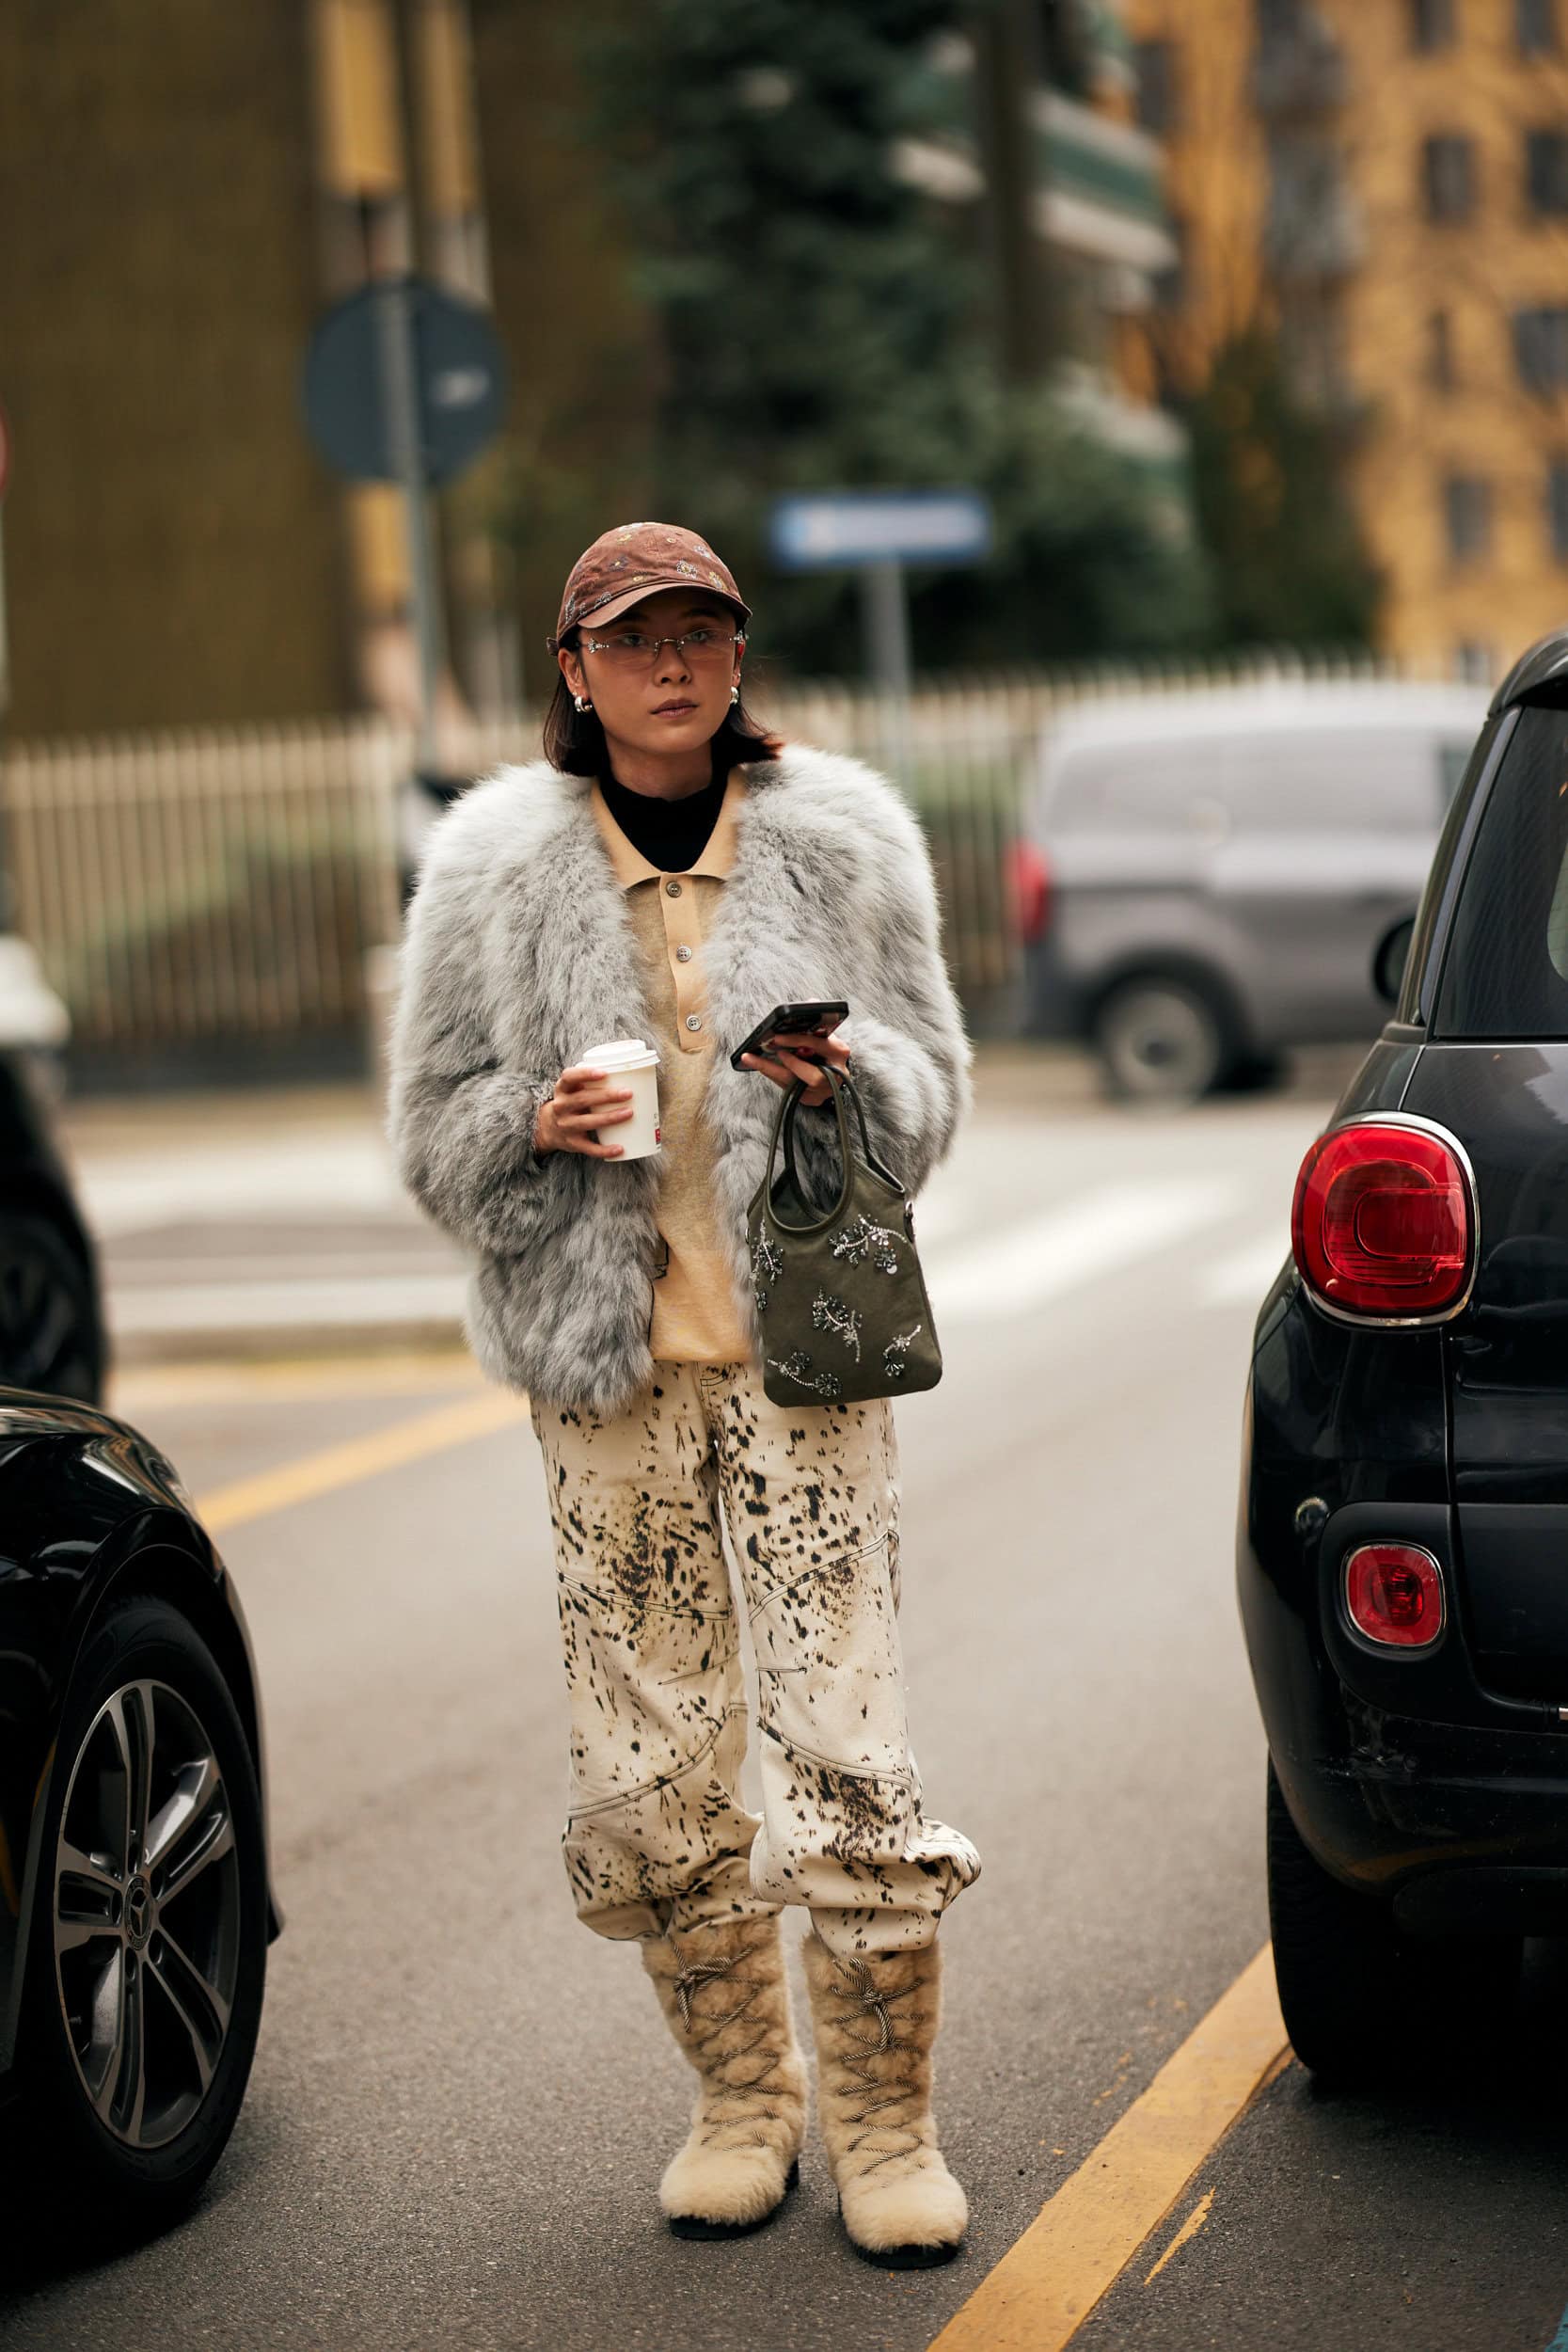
[600,749,728,873]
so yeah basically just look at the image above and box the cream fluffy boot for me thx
[801,1931,968,2268]
[639,1915,808,2239]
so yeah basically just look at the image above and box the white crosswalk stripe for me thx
[930,1177,1245,1323]
[1199,1234,1292,1307]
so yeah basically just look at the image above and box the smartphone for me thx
[729,999,848,1073]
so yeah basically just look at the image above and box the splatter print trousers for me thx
[528,1358,980,1960]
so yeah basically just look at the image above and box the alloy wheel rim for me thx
[53,1677,241,2150]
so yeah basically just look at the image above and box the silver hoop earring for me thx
[573,693,593,714]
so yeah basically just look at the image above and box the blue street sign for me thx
[768,489,992,573]
[301,277,507,487]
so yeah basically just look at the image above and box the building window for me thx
[1527,129,1568,214]
[1410,0,1457,48]
[1427,309,1456,389]
[1549,459,1568,558]
[1423,134,1476,219]
[1445,475,1492,561]
[1515,306,1568,391]
[1519,0,1558,50]
[1133,39,1179,132]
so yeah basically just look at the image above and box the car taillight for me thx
[1344,1542,1446,1647]
[1291,1120,1474,1321]
[1003,840,1053,944]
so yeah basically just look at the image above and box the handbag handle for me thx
[782,1063,877,1181]
[782,1065,906,1196]
[763,1064,859,1234]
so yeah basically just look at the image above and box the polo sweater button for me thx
[665,879,683,897]
[685,1013,703,1031]
[675,945,693,961]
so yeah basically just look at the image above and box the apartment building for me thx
[0,0,590,737]
[899,1,1193,513]
[1128,0,1568,675]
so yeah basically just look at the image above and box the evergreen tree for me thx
[560,3,1213,672]
[1183,328,1382,648]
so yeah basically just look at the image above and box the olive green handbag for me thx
[746,1064,942,1405]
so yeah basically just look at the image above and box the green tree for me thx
[557,1,1213,672]
[1183,328,1383,647]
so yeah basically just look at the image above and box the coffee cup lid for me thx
[581,1037,659,1070]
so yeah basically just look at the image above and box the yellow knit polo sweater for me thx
[589,771,755,1364]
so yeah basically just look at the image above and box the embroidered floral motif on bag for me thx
[751,1231,784,1314]
[766,1351,843,1400]
[811,1291,863,1361]
[882,1323,923,1381]
[828,1214,901,1275]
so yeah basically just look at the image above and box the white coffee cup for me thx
[579,1037,662,1159]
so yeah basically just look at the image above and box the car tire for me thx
[1266,1761,1519,2088]
[1220,1052,1284,1097]
[1090,973,1243,1104]
[0,1206,104,1403]
[17,1594,267,2237]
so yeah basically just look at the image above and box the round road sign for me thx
[301,277,507,487]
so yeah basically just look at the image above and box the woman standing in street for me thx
[388,522,980,2266]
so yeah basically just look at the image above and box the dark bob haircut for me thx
[543,629,783,777]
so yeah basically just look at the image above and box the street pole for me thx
[0,502,15,930]
[974,0,1055,384]
[374,278,445,776]
[385,0,445,778]
[861,557,913,792]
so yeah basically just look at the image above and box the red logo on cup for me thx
[654,1125,661,1142]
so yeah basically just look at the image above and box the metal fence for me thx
[1,649,1435,1057]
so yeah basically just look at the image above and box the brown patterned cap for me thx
[548,521,752,649]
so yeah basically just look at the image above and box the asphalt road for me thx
[7,1067,1568,2351]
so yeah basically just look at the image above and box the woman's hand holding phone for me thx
[738,1029,852,1108]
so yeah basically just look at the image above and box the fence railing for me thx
[1,648,1438,1057]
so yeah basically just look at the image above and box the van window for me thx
[1217,731,1445,832]
[1044,746,1220,832]
[1434,705,1568,1036]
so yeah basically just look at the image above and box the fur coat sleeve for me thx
[785,765,974,1207]
[386,799,578,1262]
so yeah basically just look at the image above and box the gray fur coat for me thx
[386,741,973,1414]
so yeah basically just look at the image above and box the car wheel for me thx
[0,1207,103,1402]
[1266,1761,1518,2087]
[20,1595,267,2233]
[1091,974,1242,1104]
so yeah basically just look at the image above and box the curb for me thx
[110,1313,467,1366]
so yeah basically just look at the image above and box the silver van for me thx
[1014,681,1489,1099]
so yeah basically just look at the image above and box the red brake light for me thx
[1344,1542,1446,1647]
[1291,1120,1473,1320]
[1004,840,1053,944]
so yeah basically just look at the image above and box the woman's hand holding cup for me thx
[534,1065,635,1159]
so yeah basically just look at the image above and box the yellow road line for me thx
[194,1390,529,1534]
[1143,2185,1215,2285]
[929,1944,1288,2352]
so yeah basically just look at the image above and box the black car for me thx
[0,1391,280,2228]
[0,1052,105,1405]
[1243,627,1568,2082]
